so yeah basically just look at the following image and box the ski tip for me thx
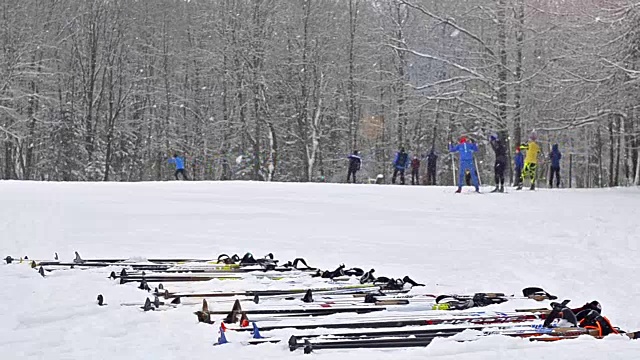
[74,251,82,263]
[402,275,425,287]
[138,280,150,292]
[240,312,250,328]
[202,299,209,313]
[364,293,377,303]
[215,324,228,345]
[195,310,210,323]
[303,339,313,354]
[120,268,127,277]
[142,298,153,311]
[38,266,45,277]
[109,271,117,280]
[30,260,37,269]
[170,297,181,305]
[251,322,263,339]
[4,256,13,264]
[232,299,242,312]
[158,283,164,290]
[302,289,313,303]
[288,335,298,350]
[97,294,105,306]
[253,294,259,304]
[54,252,58,260]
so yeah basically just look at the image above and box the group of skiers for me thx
[169,132,563,189]
[448,131,563,192]
[346,131,564,192]
[347,148,438,185]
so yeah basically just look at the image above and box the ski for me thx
[158,283,389,299]
[287,326,640,352]
[114,273,302,284]
[28,252,317,272]
[198,299,398,324]
[224,310,546,331]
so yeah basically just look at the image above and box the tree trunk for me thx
[496,0,508,132]
[348,0,359,150]
[513,0,524,147]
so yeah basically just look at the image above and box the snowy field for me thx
[1,180,639,359]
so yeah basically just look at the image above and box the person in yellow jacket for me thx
[517,132,541,190]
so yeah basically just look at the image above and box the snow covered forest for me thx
[1,0,639,186]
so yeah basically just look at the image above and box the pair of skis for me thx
[286,325,640,353]
[14,251,302,272]
[200,287,556,325]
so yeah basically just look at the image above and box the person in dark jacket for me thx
[221,159,232,180]
[489,134,507,192]
[410,156,420,185]
[392,148,410,185]
[449,137,479,193]
[426,148,438,185]
[514,146,524,187]
[347,150,362,183]
[168,153,189,180]
[549,144,562,188]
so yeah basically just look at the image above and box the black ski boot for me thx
[490,186,499,193]
[530,183,536,191]
[499,186,504,193]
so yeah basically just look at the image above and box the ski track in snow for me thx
[1,181,639,359]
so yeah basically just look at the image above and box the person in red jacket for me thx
[410,156,420,185]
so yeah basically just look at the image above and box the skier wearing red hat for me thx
[449,136,480,193]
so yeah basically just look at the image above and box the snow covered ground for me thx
[1,180,639,359]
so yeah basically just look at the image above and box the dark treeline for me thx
[1,0,638,187]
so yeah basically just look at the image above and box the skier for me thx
[517,132,541,190]
[168,153,189,180]
[549,143,562,188]
[514,146,524,187]
[221,159,232,180]
[410,156,420,185]
[426,148,438,185]
[392,148,410,185]
[347,150,362,183]
[449,136,479,193]
[489,134,507,193]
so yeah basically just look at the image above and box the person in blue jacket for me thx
[549,144,562,188]
[168,153,189,180]
[449,136,479,193]
[514,146,524,187]
[392,148,410,185]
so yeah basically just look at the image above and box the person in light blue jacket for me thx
[168,153,189,180]
[449,136,479,193]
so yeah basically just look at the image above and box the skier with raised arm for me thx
[517,132,541,190]
[489,134,507,193]
[168,153,189,180]
[449,137,480,193]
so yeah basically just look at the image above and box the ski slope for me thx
[1,180,639,359]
